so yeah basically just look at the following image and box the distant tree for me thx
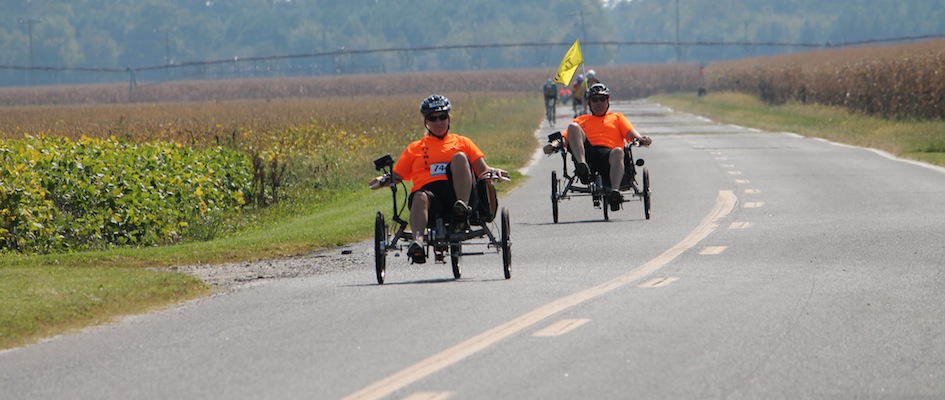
[78,27,119,68]
[1,0,945,87]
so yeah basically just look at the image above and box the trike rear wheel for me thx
[551,170,559,224]
[374,212,387,284]
[643,169,651,220]
[501,208,511,279]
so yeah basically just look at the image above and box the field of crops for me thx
[0,94,424,253]
[0,88,552,253]
[0,64,705,106]
[704,39,945,120]
[1,41,940,254]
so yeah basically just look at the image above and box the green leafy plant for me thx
[0,135,253,253]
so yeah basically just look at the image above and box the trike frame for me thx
[547,131,651,223]
[372,154,511,284]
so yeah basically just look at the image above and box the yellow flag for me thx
[554,39,583,85]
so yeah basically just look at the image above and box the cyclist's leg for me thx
[408,191,431,243]
[407,182,451,263]
[608,147,624,190]
[449,152,473,206]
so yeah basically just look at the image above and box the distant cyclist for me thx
[543,78,558,106]
[543,78,558,126]
[586,69,600,88]
[571,74,585,118]
[583,70,600,115]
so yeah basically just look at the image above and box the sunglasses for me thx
[589,96,609,103]
[425,114,449,122]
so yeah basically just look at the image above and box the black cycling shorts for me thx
[574,141,619,187]
[408,168,457,227]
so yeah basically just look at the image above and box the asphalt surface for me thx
[2,100,944,399]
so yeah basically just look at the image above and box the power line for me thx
[2,34,943,76]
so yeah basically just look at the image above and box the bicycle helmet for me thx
[420,94,451,116]
[586,82,611,98]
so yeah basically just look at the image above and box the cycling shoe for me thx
[452,200,472,232]
[407,241,426,264]
[609,190,623,212]
[575,162,591,184]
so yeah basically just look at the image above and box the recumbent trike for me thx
[546,131,651,223]
[371,154,511,284]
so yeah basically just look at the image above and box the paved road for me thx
[2,100,944,399]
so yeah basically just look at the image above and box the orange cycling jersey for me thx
[393,133,485,192]
[567,112,635,149]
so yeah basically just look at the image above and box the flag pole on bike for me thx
[554,39,584,86]
[554,39,589,117]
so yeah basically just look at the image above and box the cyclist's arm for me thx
[368,171,403,190]
[471,157,509,179]
[624,128,653,146]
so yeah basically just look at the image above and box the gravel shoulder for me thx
[169,240,373,288]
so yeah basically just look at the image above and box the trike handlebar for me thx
[369,173,390,189]
[479,169,511,182]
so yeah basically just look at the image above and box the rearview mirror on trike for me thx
[373,154,394,171]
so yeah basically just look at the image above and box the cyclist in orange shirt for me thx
[544,83,653,208]
[368,94,509,264]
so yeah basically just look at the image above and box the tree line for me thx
[1,0,942,87]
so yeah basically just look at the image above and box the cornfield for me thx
[0,65,705,107]
[705,39,945,120]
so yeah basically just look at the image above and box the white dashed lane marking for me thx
[699,246,727,255]
[533,319,591,337]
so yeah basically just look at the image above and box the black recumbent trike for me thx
[546,131,651,223]
[371,154,512,284]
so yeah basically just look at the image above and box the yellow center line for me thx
[343,190,737,400]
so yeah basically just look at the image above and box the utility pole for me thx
[742,20,754,56]
[579,10,587,44]
[20,18,39,86]
[163,29,171,65]
[158,27,173,79]
[675,0,682,62]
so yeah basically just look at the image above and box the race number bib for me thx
[430,162,448,177]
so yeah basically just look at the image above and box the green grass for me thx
[651,92,945,168]
[0,94,544,350]
[0,266,208,349]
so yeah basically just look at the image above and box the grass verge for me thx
[0,94,543,350]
